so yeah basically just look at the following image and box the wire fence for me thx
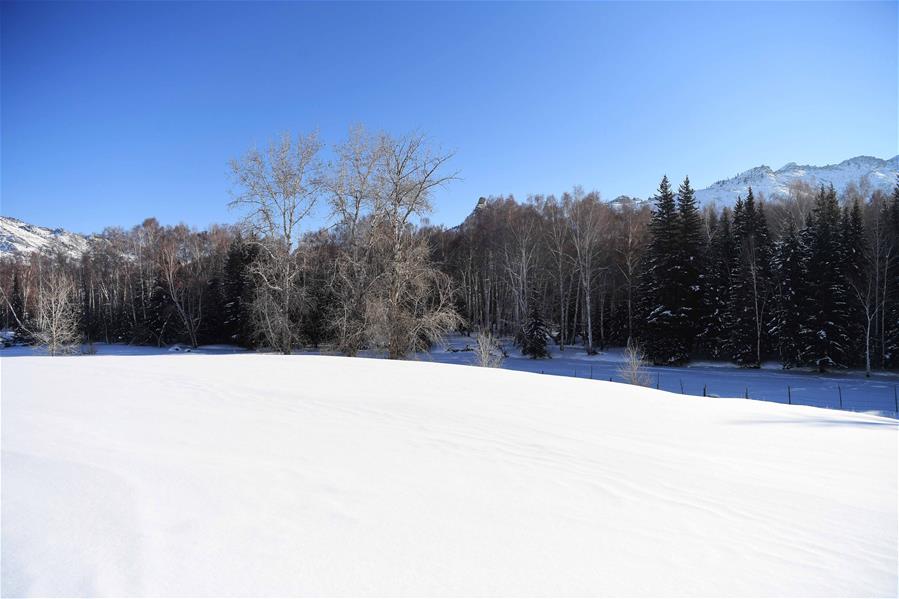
[524,362,899,419]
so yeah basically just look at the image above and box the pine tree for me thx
[521,304,550,359]
[884,176,899,368]
[146,274,173,346]
[10,271,26,333]
[699,209,736,359]
[640,175,689,364]
[841,200,867,367]
[729,188,773,367]
[801,185,851,371]
[675,176,705,351]
[772,219,806,368]
[222,236,258,347]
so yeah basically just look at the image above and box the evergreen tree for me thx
[640,175,689,364]
[222,236,258,347]
[772,219,806,368]
[146,274,173,346]
[801,185,851,371]
[699,209,736,359]
[729,188,774,367]
[675,176,705,351]
[521,304,550,359]
[10,271,26,333]
[841,200,867,367]
[884,176,899,368]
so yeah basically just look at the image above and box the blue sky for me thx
[2,1,896,234]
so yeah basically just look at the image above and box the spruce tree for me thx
[841,200,867,367]
[884,176,899,368]
[772,219,806,368]
[640,175,688,364]
[522,304,550,359]
[801,185,851,371]
[729,188,773,367]
[223,236,258,347]
[146,274,173,346]
[675,176,705,351]
[10,271,26,333]
[699,209,736,359]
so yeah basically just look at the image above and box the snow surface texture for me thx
[693,155,899,208]
[2,355,896,596]
[4,337,898,415]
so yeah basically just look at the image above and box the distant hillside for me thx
[692,155,899,208]
[0,216,89,260]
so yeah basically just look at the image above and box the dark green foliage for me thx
[521,304,550,359]
[640,175,690,364]
[699,210,736,359]
[884,177,899,368]
[801,186,851,371]
[222,236,258,348]
[728,189,774,367]
[772,219,806,368]
[841,200,867,367]
[675,176,706,351]
[10,271,26,332]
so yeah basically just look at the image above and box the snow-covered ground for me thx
[4,337,898,416]
[430,337,899,417]
[2,354,896,596]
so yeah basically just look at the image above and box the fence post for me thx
[679,379,684,394]
[744,387,749,399]
[788,385,792,405]
[703,384,707,397]
[838,385,842,409]
[656,374,660,390]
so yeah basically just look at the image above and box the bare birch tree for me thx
[327,128,461,358]
[230,132,323,353]
[568,189,606,354]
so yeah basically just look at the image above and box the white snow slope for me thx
[2,355,896,597]
[693,155,899,208]
[0,216,89,260]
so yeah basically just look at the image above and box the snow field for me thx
[2,354,896,596]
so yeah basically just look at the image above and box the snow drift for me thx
[2,355,896,596]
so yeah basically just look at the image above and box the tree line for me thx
[2,128,897,373]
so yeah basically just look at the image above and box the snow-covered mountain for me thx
[693,155,899,208]
[0,216,89,260]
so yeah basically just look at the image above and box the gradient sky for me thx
[2,1,897,234]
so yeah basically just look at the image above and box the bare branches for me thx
[229,132,324,354]
[326,128,461,358]
[618,339,651,387]
[473,331,505,368]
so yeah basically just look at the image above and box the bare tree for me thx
[157,226,206,348]
[327,128,461,358]
[618,339,651,387]
[541,195,574,350]
[473,330,504,368]
[34,270,80,355]
[568,189,606,354]
[230,132,323,353]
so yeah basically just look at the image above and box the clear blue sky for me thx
[2,1,896,234]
